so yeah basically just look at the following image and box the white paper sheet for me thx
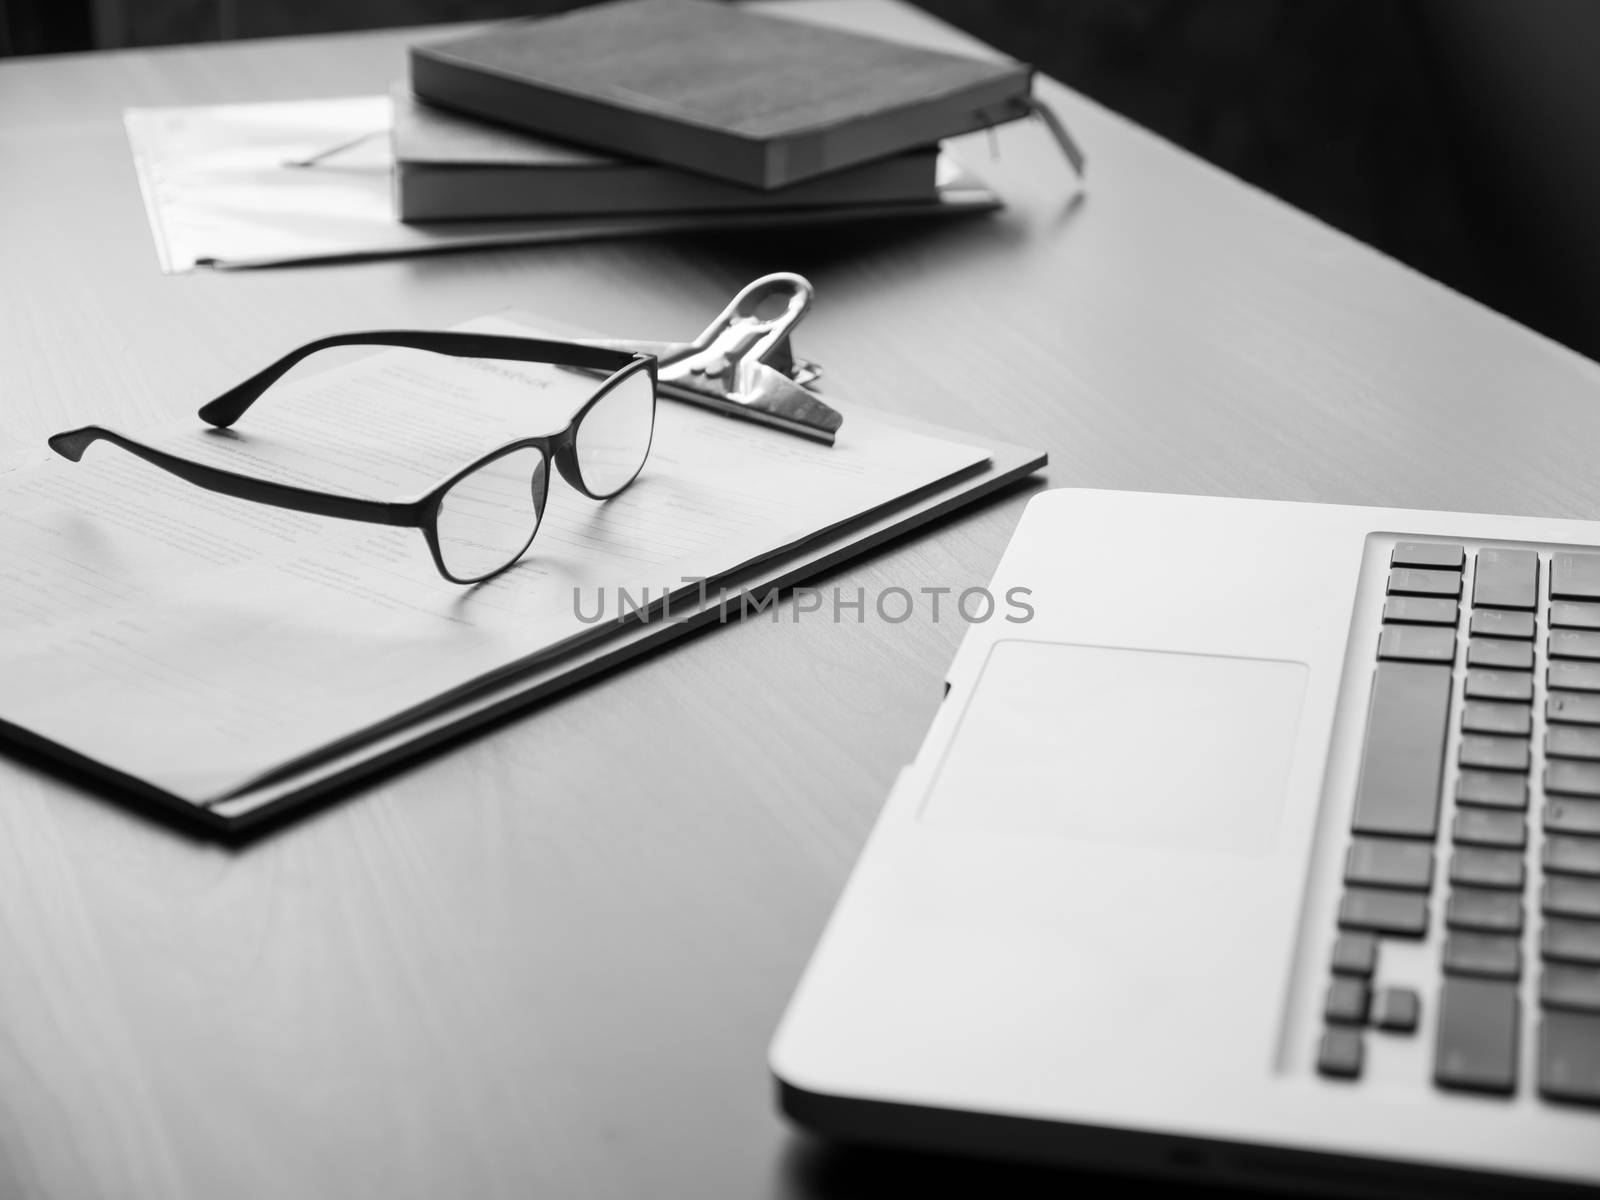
[0,315,988,804]
[122,96,1000,273]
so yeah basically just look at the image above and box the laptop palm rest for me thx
[920,641,1308,856]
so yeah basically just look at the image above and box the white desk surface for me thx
[3,2,1600,1196]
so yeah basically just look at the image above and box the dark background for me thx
[7,0,1600,364]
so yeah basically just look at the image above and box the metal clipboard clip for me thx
[581,272,843,445]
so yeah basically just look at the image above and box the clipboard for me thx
[0,281,1046,834]
[202,420,1045,830]
[4,423,1044,833]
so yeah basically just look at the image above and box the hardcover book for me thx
[391,87,940,222]
[409,0,1034,190]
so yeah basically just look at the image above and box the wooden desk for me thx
[4,3,1600,1196]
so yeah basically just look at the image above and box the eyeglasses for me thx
[47,331,658,584]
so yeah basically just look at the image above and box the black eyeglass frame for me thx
[47,330,659,585]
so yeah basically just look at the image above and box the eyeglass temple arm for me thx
[197,331,646,428]
[46,426,421,528]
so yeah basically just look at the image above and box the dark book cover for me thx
[409,0,1033,190]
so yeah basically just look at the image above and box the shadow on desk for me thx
[783,1135,1266,1199]
[659,200,1044,280]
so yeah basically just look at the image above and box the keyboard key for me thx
[1461,702,1531,737]
[1551,601,1600,631]
[1455,770,1527,810]
[1339,888,1428,937]
[1552,551,1600,601]
[1389,568,1462,598]
[1351,662,1451,840]
[1543,919,1600,965]
[1331,933,1377,978]
[1546,798,1600,837]
[1466,640,1533,670]
[1344,838,1433,891]
[1466,670,1534,702]
[1450,848,1525,890]
[1543,965,1600,1013]
[1325,978,1370,1025]
[1434,977,1519,1094]
[1473,548,1539,611]
[1378,626,1455,664]
[1317,1028,1363,1080]
[1393,542,1464,570]
[1384,596,1458,626]
[1445,933,1521,979]
[1447,889,1524,934]
[1470,609,1535,640]
[1551,630,1600,661]
[1549,691,1600,725]
[1550,661,1600,693]
[1546,835,1600,878]
[1538,1012,1600,1106]
[1544,878,1600,920]
[1545,760,1600,797]
[1458,736,1530,772]
[1372,986,1420,1033]
[1546,726,1600,761]
[1453,809,1526,849]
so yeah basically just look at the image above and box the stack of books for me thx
[393,0,1051,227]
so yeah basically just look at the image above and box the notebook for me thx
[409,0,1034,189]
[391,87,940,222]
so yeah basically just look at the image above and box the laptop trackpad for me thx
[921,641,1308,855]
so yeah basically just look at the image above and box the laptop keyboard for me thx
[1317,541,1600,1104]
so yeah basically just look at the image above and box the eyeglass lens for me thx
[574,369,655,497]
[434,446,549,581]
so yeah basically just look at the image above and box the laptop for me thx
[771,489,1600,1195]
